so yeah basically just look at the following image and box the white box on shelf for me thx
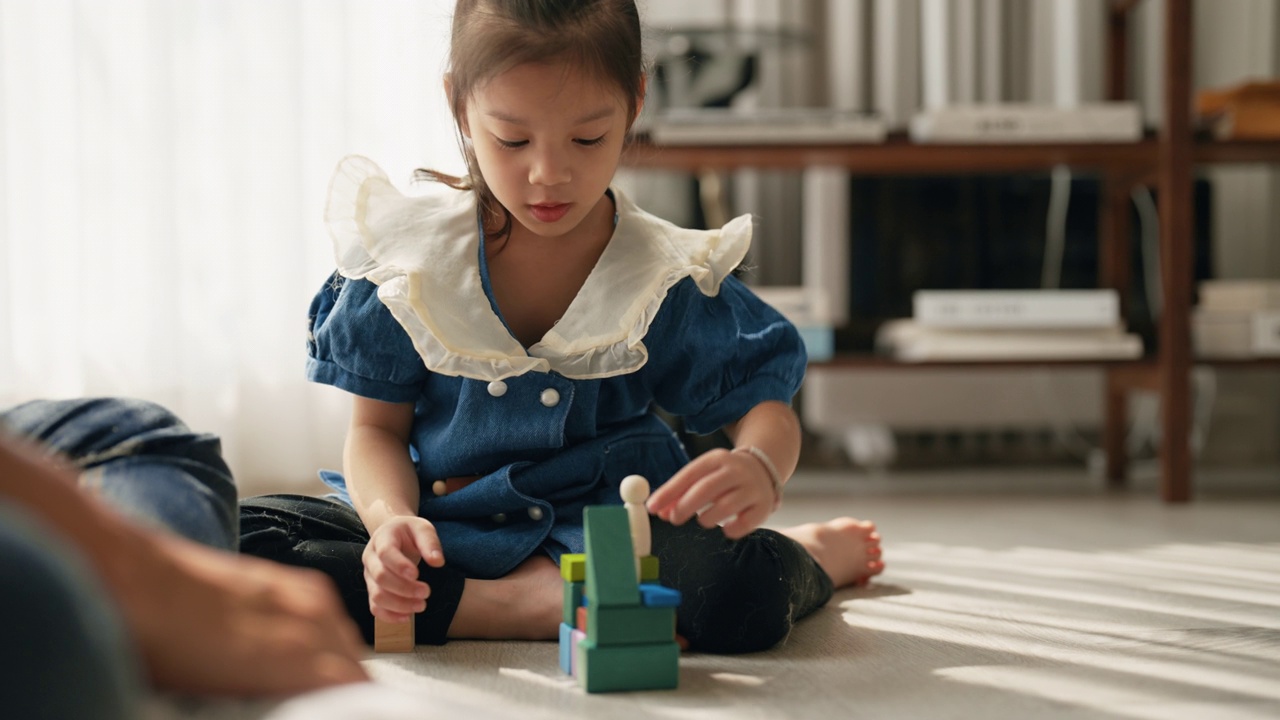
[908,102,1142,143]
[649,108,887,145]
[1199,279,1280,312]
[1251,310,1280,356]
[913,289,1120,330]
[876,319,1143,362]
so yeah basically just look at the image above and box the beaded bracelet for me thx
[734,445,784,511]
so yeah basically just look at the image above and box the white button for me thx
[491,513,507,523]
[487,380,508,397]
[540,388,560,407]
[527,506,544,521]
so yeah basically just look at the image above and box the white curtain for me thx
[0,0,463,490]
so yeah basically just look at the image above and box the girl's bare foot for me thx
[781,518,884,589]
[448,555,562,639]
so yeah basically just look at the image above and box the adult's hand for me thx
[115,531,370,696]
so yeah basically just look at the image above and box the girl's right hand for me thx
[362,516,446,623]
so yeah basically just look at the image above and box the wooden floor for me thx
[155,466,1280,720]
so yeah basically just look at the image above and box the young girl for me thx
[240,0,883,654]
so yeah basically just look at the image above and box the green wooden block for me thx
[583,506,638,608]
[560,554,585,582]
[587,604,675,646]
[578,640,679,693]
[562,581,584,626]
[640,554,659,582]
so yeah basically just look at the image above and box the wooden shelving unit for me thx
[623,0,1280,502]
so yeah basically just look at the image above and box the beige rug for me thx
[147,467,1280,720]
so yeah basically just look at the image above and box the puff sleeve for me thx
[642,275,807,435]
[305,272,429,403]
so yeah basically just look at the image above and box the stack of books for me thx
[753,286,835,362]
[877,289,1144,362]
[1192,280,1280,358]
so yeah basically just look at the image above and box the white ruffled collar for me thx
[324,155,752,381]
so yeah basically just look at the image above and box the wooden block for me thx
[587,604,676,646]
[560,553,585,582]
[578,640,679,693]
[576,604,589,632]
[571,629,587,679]
[583,506,638,608]
[638,583,681,608]
[373,617,414,653]
[640,554,659,582]
[562,580,584,625]
[559,622,575,675]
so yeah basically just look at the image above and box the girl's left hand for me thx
[645,447,775,540]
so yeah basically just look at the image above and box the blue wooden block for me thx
[559,622,575,675]
[639,583,681,608]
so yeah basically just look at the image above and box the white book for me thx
[914,289,1121,329]
[752,285,833,327]
[649,108,886,145]
[877,319,1143,362]
[909,102,1143,143]
[1199,280,1280,312]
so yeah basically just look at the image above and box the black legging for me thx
[239,494,833,654]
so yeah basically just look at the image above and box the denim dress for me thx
[306,156,806,580]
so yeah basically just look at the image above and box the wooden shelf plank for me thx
[807,354,1280,371]
[1194,138,1280,164]
[625,136,1280,174]
[808,356,1157,371]
[624,134,1157,174]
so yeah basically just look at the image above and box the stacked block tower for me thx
[558,475,682,692]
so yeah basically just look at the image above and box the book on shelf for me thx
[1193,280,1280,357]
[752,285,835,362]
[1193,309,1280,359]
[647,108,887,145]
[912,289,1120,330]
[875,319,1143,362]
[908,102,1142,143]
[1198,279,1280,312]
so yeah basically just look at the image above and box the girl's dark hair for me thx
[416,0,646,240]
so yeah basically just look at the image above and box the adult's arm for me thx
[0,435,369,696]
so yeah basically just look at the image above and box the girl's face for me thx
[460,61,639,240]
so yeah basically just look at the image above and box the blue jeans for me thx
[0,397,238,718]
[241,493,834,652]
[1,397,238,549]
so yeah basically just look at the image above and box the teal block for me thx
[638,583,681,608]
[578,640,679,693]
[587,604,675,646]
[558,622,574,675]
[562,581,584,625]
[583,506,638,607]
